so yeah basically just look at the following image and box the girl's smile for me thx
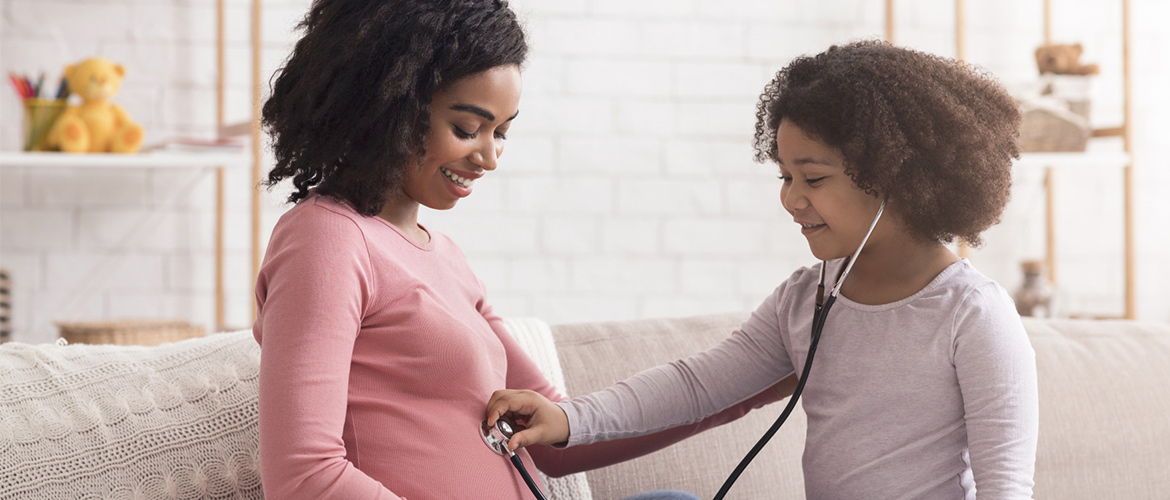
[798,222,827,236]
[775,119,886,261]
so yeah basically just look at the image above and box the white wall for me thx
[2,0,1168,344]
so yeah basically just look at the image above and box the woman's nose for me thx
[470,139,501,171]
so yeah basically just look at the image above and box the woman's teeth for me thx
[440,167,474,188]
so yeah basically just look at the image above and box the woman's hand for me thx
[486,389,570,451]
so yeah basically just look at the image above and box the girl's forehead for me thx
[776,122,843,168]
[776,120,832,149]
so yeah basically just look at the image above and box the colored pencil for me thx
[8,73,27,98]
[8,74,24,99]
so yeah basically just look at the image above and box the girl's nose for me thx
[781,184,809,212]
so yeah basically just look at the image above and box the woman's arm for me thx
[254,207,402,500]
[953,284,1040,499]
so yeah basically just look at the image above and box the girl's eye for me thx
[453,126,476,139]
[806,176,826,185]
[778,175,792,183]
[494,131,508,140]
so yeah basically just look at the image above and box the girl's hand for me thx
[486,389,570,451]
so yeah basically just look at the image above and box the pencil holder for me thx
[22,98,67,151]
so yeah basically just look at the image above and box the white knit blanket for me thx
[0,331,263,500]
[502,317,594,500]
[0,321,590,500]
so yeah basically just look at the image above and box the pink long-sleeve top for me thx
[253,195,780,500]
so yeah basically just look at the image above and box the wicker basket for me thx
[1019,105,1090,152]
[56,319,206,346]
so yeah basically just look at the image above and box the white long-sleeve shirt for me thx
[558,259,1039,500]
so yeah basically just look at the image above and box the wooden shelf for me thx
[1,149,251,333]
[1,0,263,333]
[1016,151,1131,169]
[887,0,1137,317]
[0,150,249,170]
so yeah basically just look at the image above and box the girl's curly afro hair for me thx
[262,0,527,216]
[754,40,1021,246]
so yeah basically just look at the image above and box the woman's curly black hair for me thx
[263,0,527,216]
[753,40,1021,246]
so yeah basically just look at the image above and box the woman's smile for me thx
[439,166,478,190]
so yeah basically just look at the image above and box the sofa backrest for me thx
[552,312,806,500]
[552,313,1170,500]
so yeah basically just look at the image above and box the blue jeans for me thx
[620,491,701,500]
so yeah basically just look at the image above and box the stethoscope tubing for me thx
[712,199,885,500]
[711,295,835,500]
[509,450,548,500]
[483,418,549,500]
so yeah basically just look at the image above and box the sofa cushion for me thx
[552,313,806,500]
[0,331,261,499]
[1024,318,1170,499]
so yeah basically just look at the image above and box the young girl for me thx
[487,40,1040,499]
[254,1,779,499]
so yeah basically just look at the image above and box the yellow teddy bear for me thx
[46,58,143,153]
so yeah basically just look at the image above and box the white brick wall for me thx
[2,0,1168,344]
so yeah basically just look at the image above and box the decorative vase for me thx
[1014,260,1055,318]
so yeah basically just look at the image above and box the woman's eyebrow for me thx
[449,103,520,122]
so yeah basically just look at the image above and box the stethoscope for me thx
[483,200,886,500]
[481,418,549,500]
[711,198,886,499]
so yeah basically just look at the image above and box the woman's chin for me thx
[423,199,460,211]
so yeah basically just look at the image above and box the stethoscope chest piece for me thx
[481,419,514,456]
[481,418,549,499]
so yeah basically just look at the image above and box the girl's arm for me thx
[953,284,1040,499]
[482,307,786,477]
[529,389,781,477]
[487,282,795,457]
[560,284,793,448]
[254,208,402,500]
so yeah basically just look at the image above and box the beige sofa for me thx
[554,313,1170,500]
[1,314,1167,499]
